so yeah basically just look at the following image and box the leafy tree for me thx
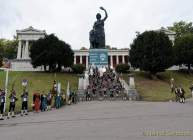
[168,21,193,38]
[30,34,74,72]
[130,31,173,76]
[174,34,193,71]
[0,39,17,59]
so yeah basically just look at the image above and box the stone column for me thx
[122,55,125,64]
[110,55,113,68]
[116,55,119,65]
[22,42,25,59]
[17,40,22,59]
[80,55,83,64]
[74,55,76,64]
[25,40,29,59]
[86,55,89,69]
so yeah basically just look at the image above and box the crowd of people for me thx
[0,80,77,120]
[85,66,124,100]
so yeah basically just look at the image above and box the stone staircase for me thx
[120,79,139,101]
[77,71,89,101]
[77,71,139,101]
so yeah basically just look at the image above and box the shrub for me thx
[71,64,86,74]
[115,64,130,73]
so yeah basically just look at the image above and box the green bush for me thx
[71,64,86,74]
[115,64,130,73]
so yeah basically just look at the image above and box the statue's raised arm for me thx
[89,7,108,49]
[100,7,108,21]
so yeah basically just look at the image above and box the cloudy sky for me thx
[0,0,193,49]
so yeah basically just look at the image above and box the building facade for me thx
[74,49,129,69]
[11,26,46,71]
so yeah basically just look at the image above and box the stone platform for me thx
[11,59,43,71]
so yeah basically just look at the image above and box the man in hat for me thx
[0,89,5,120]
[8,90,18,119]
[20,89,28,116]
[179,85,185,103]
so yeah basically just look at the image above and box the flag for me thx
[57,82,61,95]
[66,81,70,96]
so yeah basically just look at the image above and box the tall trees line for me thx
[1,21,193,73]
[130,21,193,75]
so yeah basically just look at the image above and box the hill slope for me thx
[123,71,192,101]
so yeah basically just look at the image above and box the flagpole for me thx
[66,81,70,104]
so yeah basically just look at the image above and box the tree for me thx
[130,31,173,76]
[30,34,74,72]
[168,21,193,38]
[0,39,17,59]
[105,45,111,49]
[174,34,193,71]
[80,47,88,50]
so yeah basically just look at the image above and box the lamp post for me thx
[0,68,10,112]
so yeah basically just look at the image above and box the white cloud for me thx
[0,0,193,49]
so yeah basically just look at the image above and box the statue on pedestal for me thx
[89,7,108,49]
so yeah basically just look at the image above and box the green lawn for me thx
[123,71,193,101]
[0,71,79,112]
[1,70,192,113]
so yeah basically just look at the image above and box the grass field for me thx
[123,71,193,101]
[0,71,79,112]
[1,70,192,113]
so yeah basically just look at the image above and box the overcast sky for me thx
[0,0,193,49]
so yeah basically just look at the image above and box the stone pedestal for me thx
[89,49,108,68]
[11,59,43,71]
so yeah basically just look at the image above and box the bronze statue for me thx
[89,7,108,49]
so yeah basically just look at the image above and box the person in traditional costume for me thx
[179,86,185,103]
[85,89,90,101]
[47,91,52,110]
[52,80,57,94]
[170,78,175,93]
[20,90,28,116]
[8,90,18,119]
[41,92,47,111]
[0,89,5,120]
[33,93,41,112]
[72,91,77,104]
[55,94,61,109]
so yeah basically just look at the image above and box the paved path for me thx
[0,99,193,140]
